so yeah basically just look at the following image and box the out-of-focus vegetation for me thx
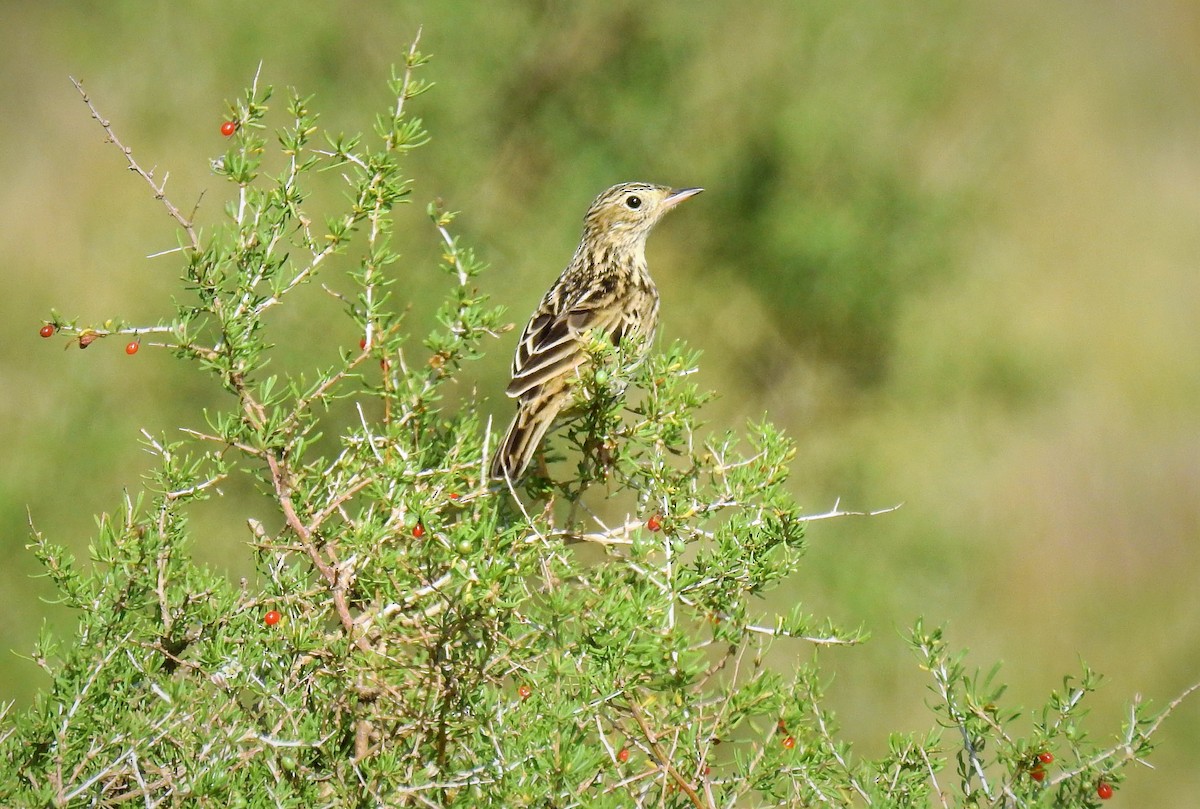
[1,2,1196,803]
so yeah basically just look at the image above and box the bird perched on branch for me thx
[491,181,703,481]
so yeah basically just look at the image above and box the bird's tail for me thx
[491,391,569,481]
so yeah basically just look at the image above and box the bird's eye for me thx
[625,195,642,209]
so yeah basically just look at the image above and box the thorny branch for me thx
[627,694,715,809]
[70,76,201,251]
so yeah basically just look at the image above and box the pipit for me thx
[491,181,703,481]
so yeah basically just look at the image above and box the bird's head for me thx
[581,182,703,245]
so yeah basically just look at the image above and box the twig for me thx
[744,623,862,646]
[807,680,873,803]
[799,498,903,522]
[228,371,372,653]
[1048,680,1200,786]
[920,744,950,808]
[627,693,714,809]
[69,77,200,251]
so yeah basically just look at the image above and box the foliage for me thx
[2,37,1192,808]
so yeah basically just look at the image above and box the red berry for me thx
[359,337,368,350]
[39,324,55,338]
[1030,766,1046,782]
[264,610,281,627]
[412,523,425,539]
[449,492,460,500]
[703,766,711,776]
[1097,782,1113,800]
[125,341,140,355]
[646,514,662,532]
[616,748,630,763]
[221,120,237,137]
[776,720,787,733]
[517,684,532,700]
[781,735,796,750]
[1037,751,1054,764]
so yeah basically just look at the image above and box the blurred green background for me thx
[2,2,1198,803]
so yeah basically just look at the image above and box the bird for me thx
[491,181,703,481]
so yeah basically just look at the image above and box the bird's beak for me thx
[663,187,704,209]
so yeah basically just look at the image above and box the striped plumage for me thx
[491,182,702,481]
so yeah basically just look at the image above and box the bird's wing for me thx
[505,286,618,399]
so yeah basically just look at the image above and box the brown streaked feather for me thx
[506,283,620,394]
[493,386,572,482]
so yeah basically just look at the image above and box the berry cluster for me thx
[1029,750,1053,782]
[1024,751,1113,800]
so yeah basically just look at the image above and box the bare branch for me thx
[69,77,200,251]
